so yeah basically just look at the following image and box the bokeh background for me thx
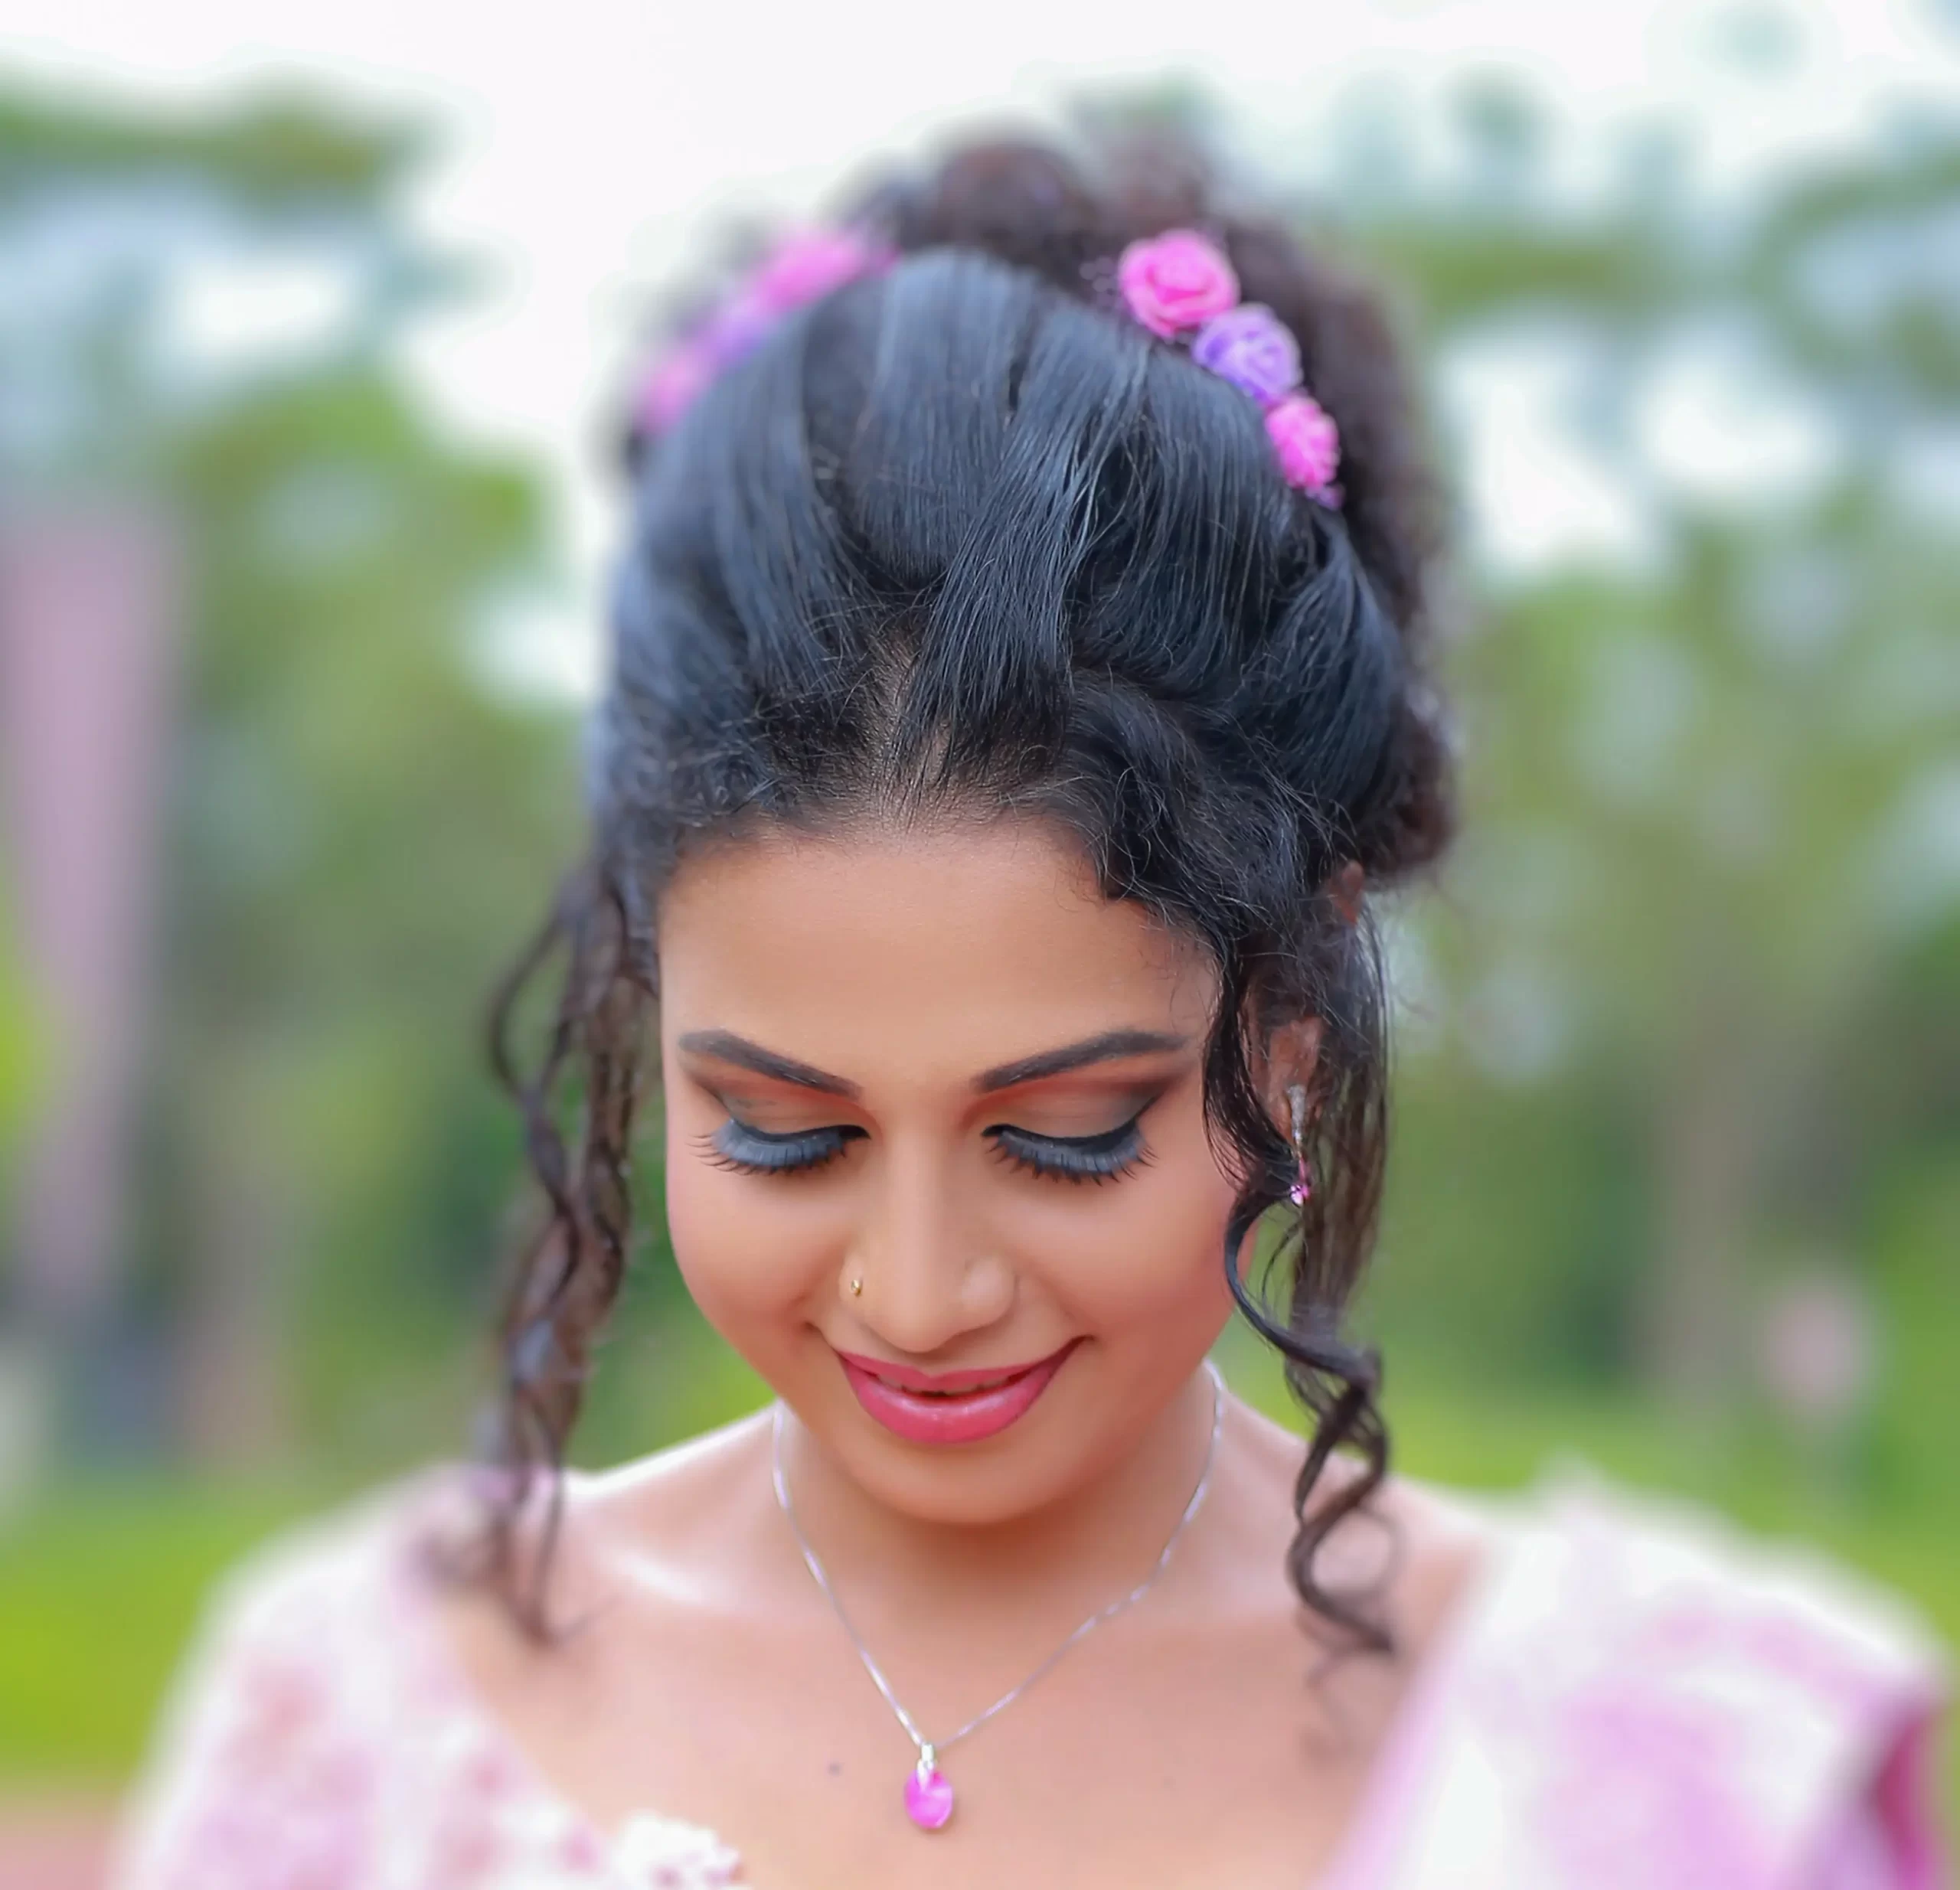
[2,1,1957,1879]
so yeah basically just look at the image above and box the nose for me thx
[844,1135,1014,1356]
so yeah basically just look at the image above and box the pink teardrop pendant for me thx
[903,1749,954,1831]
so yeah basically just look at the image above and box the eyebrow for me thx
[675,1030,861,1098]
[675,1026,1189,1101]
[973,1030,1189,1094]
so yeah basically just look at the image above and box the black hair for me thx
[462,129,1459,1660]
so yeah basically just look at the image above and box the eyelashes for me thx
[987,1118,1149,1185]
[701,1119,864,1176]
[697,1111,1152,1185]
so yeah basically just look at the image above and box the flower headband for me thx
[635,225,898,433]
[1112,228,1343,509]
[632,222,1342,508]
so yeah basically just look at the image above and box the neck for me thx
[773,1360,1223,1634]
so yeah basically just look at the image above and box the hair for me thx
[451,125,1459,1661]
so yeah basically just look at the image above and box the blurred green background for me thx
[1,19,1955,1839]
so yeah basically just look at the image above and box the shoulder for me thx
[124,1464,444,1752]
[463,1409,782,1638]
[1206,1392,1495,1650]
[419,1418,781,1797]
[568,1407,777,1574]
[1374,1461,1952,1890]
[106,1462,573,1890]
[1479,1462,1949,1734]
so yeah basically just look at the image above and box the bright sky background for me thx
[5,0,1957,694]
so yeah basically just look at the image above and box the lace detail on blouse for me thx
[1333,1463,1952,1890]
[107,1469,743,1890]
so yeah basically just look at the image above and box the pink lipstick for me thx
[837,1340,1081,1445]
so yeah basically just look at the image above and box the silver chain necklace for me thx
[769,1357,1225,1833]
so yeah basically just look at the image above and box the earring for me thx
[848,1276,863,1297]
[1285,1083,1314,1206]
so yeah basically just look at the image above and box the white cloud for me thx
[162,248,361,377]
[1434,315,1670,586]
[1630,308,1844,514]
[464,588,603,707]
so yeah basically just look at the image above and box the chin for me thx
[836,1427,1099,1527]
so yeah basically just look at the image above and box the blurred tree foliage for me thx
[1308,80,1960,1475]
[0,83,583,1470]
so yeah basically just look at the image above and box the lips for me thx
[836,1339,1081,1445]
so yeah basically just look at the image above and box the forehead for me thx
[655,819,1216,1083]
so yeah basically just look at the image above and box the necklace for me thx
[769,1356,1225,1833]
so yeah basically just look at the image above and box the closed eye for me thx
[698,1108,1155,1184]
[987,1111,1150,1185]
[699,1118,865,1176]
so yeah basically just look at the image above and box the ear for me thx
[1256,1014,1325,1134]
[1246,861,1358,1133]
[1330,859,1365,926]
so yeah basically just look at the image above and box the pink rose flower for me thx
[635,224,895,435]
[1265,393,1342,500]
[1116,229,1240,338]
[635,337,717,430]
[746,227,895,317]
[1191,303,1302,406]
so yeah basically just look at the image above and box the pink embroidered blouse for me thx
[107,1458,1951,1889]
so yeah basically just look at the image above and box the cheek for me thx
[1004,1119,1240,1339]
[1038,1173,1237,1329]
[662,1122,848,1355]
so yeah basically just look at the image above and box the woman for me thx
[113,133,1949,1889]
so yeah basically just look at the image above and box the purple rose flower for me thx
[697,288,779,367]
[1116,230,1240,338]
[1191,303,1302,407]
[1265,393,1342,500]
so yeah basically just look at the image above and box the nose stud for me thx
[849,1276,863,1297]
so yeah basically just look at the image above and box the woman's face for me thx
[655,818,1242,1526]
